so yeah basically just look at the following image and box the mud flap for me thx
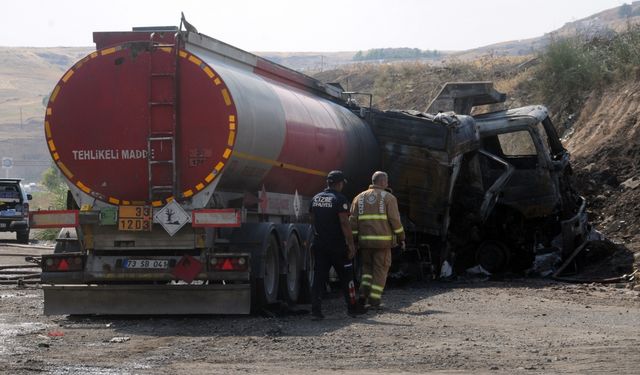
[43,283,251,315]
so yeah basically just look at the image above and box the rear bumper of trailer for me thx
[42,283,250,315]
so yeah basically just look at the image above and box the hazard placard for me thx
[118,206,152,232]
[154,201,190,236]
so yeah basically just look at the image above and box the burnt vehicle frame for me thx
[367,82,590,277]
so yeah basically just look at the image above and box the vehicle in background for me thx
[0,178,32,243]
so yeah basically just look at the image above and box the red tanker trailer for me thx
[38,24,378,314]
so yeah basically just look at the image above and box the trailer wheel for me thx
[300,244,315,303]
[295,224,314,303]
[476,240,510,274]
[283,233,302,303]
[254,234,280,308]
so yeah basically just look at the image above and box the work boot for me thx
[347,302,367,317]
[311,310,325,321]
[358,296,368,307]
[369,300,382,313]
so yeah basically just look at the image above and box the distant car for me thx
[0,178,32,243]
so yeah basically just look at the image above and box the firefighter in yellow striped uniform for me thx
[350,171,405,309]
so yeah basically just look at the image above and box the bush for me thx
[608,27,640,79]
[40,164,67,209]
[533,25,640,117]
[534,37,604,113]
[34,164,68,240]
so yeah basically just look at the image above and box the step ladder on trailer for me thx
[147,33,179,204]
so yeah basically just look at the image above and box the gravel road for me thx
[1,241,639,375]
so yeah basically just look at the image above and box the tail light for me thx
[22,203,29,217]
[209,256,248,272]
[43,255,84,272]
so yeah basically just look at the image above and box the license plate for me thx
[0,223,5,228]
[124,259,169,269]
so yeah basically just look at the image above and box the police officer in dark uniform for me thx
[309,170,366,320]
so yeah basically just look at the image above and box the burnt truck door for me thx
[478,122,559,218]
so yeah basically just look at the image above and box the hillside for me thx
[452,1,640,60]
[565,81,640,253]
[0,47,91,126]
[0,47,91,182]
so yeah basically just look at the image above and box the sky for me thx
[0,0,630,51]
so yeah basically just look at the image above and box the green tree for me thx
[41,163,67,209]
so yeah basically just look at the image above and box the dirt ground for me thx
[1,238,639,375]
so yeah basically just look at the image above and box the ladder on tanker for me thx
[147,34,179,204]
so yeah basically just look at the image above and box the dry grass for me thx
[0,47,91,125]
[312,54,536,111]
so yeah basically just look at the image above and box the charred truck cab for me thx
[399,82,590,276]
[474,105,588,273]
[362,82,590,279]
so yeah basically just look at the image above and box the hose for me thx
[552,269,637,284]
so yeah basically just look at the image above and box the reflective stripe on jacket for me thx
[350,185,405,248]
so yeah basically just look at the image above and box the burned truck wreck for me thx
[364,82,590,278]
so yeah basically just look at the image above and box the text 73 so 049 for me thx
[124,259,169,269]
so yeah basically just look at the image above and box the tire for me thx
[283,233,302,303]
[476,240,510,274]
[16,229,29,244]
[297,224,314,304]
[303,245,315,300]
[252,234,280,310]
